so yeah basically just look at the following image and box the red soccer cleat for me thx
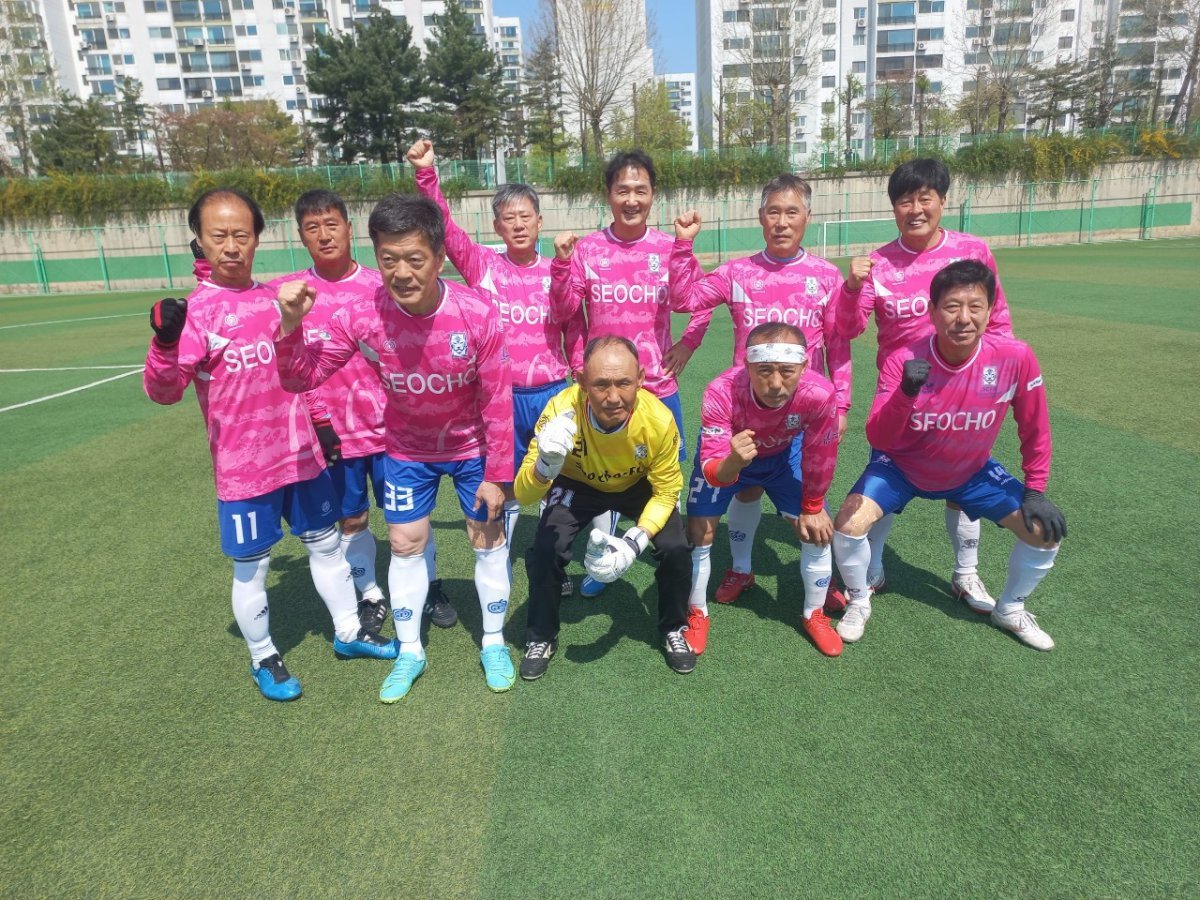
[714,569,755,604]
[685,607,710,654]
[802,608,844,657]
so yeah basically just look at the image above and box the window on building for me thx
[283,74,294,84]
[242,74,264,86]
[852,60,866,72]
[148,26,172,37]
[157,76,181,89]
[143,0,167,10]
[822,22,836,34]
[821,75,836,87]
[917,27,943,40]
[723,9,749,21]
[1058,35,1072,48]
[853,32,865,44]
[822,48,835,60]
[853,6,866,16]
[723,63,751,78]
[918,0,944,10]
[1061,8,1074,20]
[153,51,176,62]
[724,37,749,50]
[821,99,835,113]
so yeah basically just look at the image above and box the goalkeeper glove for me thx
[583,526,650,584]
[900,358,931,398]
[534,410,577,480]
[149,297,188,347]
[314,419,342,466]
[1020,488,1066,543]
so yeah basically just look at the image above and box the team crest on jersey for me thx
[449,332,468,358]
[542,276,552,292]
[598,257,612,270]
[321,501,332,515]
[648,253,661,272]
[805,276,819,296]
[982,366,998,387]
[787,414,800,429]
[224,314,239,328]
[891,270,905,283]
[317,330,331,341]
[383,339,397,352]
[753,279,765,291]
[634,444,648,460]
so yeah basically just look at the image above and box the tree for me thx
[1166,0,1200,127]
[423,0,508,160]
[0,0,55,175]
[914,72,932,138]
[606,81,692,152]
[1025,60,1083,133]
[522,30,571,167]
[159,100,302,169]
[864,82,907,142]
[30,94,116,174]
[305,11,425,163]
[1078,34,1121,129]
[116,77,147,164]
[837,74,863,153]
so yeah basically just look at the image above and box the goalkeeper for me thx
[514,335,695,680]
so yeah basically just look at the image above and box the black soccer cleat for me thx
[358,598,390,634]
[423,579,458,629]
[520,639,558,681]
[662,629,697,674]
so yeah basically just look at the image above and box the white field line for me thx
[0,365,142,372]
[0,313,142,331]
[0,369,141,414]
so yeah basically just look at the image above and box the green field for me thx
[2,239,1198,897]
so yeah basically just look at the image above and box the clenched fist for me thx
[407,139,435,169]
[674,210,702,241]
[554,232,579,261]
[276,280,317,337]
[846,256,874,292]
[901,358,931,398]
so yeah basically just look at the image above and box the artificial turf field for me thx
[2,238,1197,897]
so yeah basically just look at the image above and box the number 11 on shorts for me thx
[231,511,258,544]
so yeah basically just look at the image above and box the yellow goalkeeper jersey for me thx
[514,384,683,535]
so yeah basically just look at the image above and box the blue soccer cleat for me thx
[379,652,426,703]
[580,575,608,598]
[334,628,399,660]
[251,654,302,702]
[480,645,516,692]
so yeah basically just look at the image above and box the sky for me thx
[492,0,697,75]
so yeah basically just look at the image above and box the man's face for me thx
[746,347,806,408]
[197,198,258,286]
[374,231,445,310]
[759,189,810,258]
[931,283,991,351]
[494,197,542,255]
[607,166,654,231]
[581,345,644,430]
[892,186,945,245]
[299,207,352,267]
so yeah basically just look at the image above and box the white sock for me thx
[475,544,510,648]
[591,510,619,536]
[997,541,1059,615]
[727,496,762,574]
[867,513,895,580]
[800,542,833,619]
[833,530,873,610]
[946,507,981,576]
[301,527,360,643]
[341,528,384,602]
[689,544,712,614]
[231,554,276,664]
[388,551,428,657]
[503,499,521,546]
[422,537,436,581]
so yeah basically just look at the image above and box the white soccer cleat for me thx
[837,600,872,643]
[990,607,1054,651]
[952,572,996,614]
[866,570,887,593]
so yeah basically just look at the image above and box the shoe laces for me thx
[842,603,868,626]
[257,654,289,683]
[665,630,690,654]
[388,654,422,678]
[956,572,987,595]
[807,608,830,628]
[526,640,553,660]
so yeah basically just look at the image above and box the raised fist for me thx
[846,256,874,292]
[406,139,435,169]
[553,232,579,261]
[901,358,931,398]
[534,410,577,480]
[276,280,317,337]
[150,297,188,346]
[728,429,758,468]
[674,210,702,241]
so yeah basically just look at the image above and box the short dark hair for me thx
[604,150,656,192]
[294,189,348,226]
[367,193,444,254]
[492,183,541,217]
[747,322,808,348]
[759,174,813,211]
[188,188,265,237]
[583,334,639,365]
[887,158,950,205]
[929,259,996,307]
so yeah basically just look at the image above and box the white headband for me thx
[746,342,807,364]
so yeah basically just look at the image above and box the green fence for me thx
[0,173,1194,294]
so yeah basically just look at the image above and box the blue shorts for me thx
[382,456,488,524]
[685,452,802,519]
[327,451,386,519]
[514,379,569,472]
[852,452,1024,523]
[659,390,687,462]
[216,471,340,558]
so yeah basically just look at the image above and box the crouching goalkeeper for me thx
[514,334,695,680]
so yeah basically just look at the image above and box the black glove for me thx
[150,297,188,346]
[1021,488,1067,543]
[901,358,931,397]
[189,238,205,260]
[314,420,342,466]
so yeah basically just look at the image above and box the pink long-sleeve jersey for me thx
[550,226,711,398]
[268,264,387,460]
[835,229,1014,371]
[866,333,1051,493]
[698,366,840,514]
[669,239,852,414]
[143,279,325,502]
[416,168,567,389]
[275,279,515,484]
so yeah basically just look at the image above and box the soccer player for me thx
[550,149,710,596]
[670,174,852,606]
[835,158,1015,612]
[408,139,570,553]
[143,188,397,703]
[274,194,516,701]
[515,335,695,679]
[685,323,842,656]
[271,189,458,634]
[832,260,1066,650]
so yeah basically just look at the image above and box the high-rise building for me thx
[662,72,699,151]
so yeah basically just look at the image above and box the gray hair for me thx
[492,183,541,218]
[759,174,813,212]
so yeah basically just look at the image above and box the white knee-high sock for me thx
[689,544,712,614]
[232,554,276,664]
[833,531,873,611]
[800,542,833,619]
[867,513,895,579]
[727,496,762,573]
[302,527,360,643]
[997,542,1059,614]
[388,552,429,657]
[422,538,436,581]
[503,499,521,546]
[475,544,510,648]
[341,528,384,602]
[591,510,619,536]
[946,507,981,576]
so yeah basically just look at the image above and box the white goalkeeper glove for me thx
[583,526,651,584]
[534,410,576,480]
